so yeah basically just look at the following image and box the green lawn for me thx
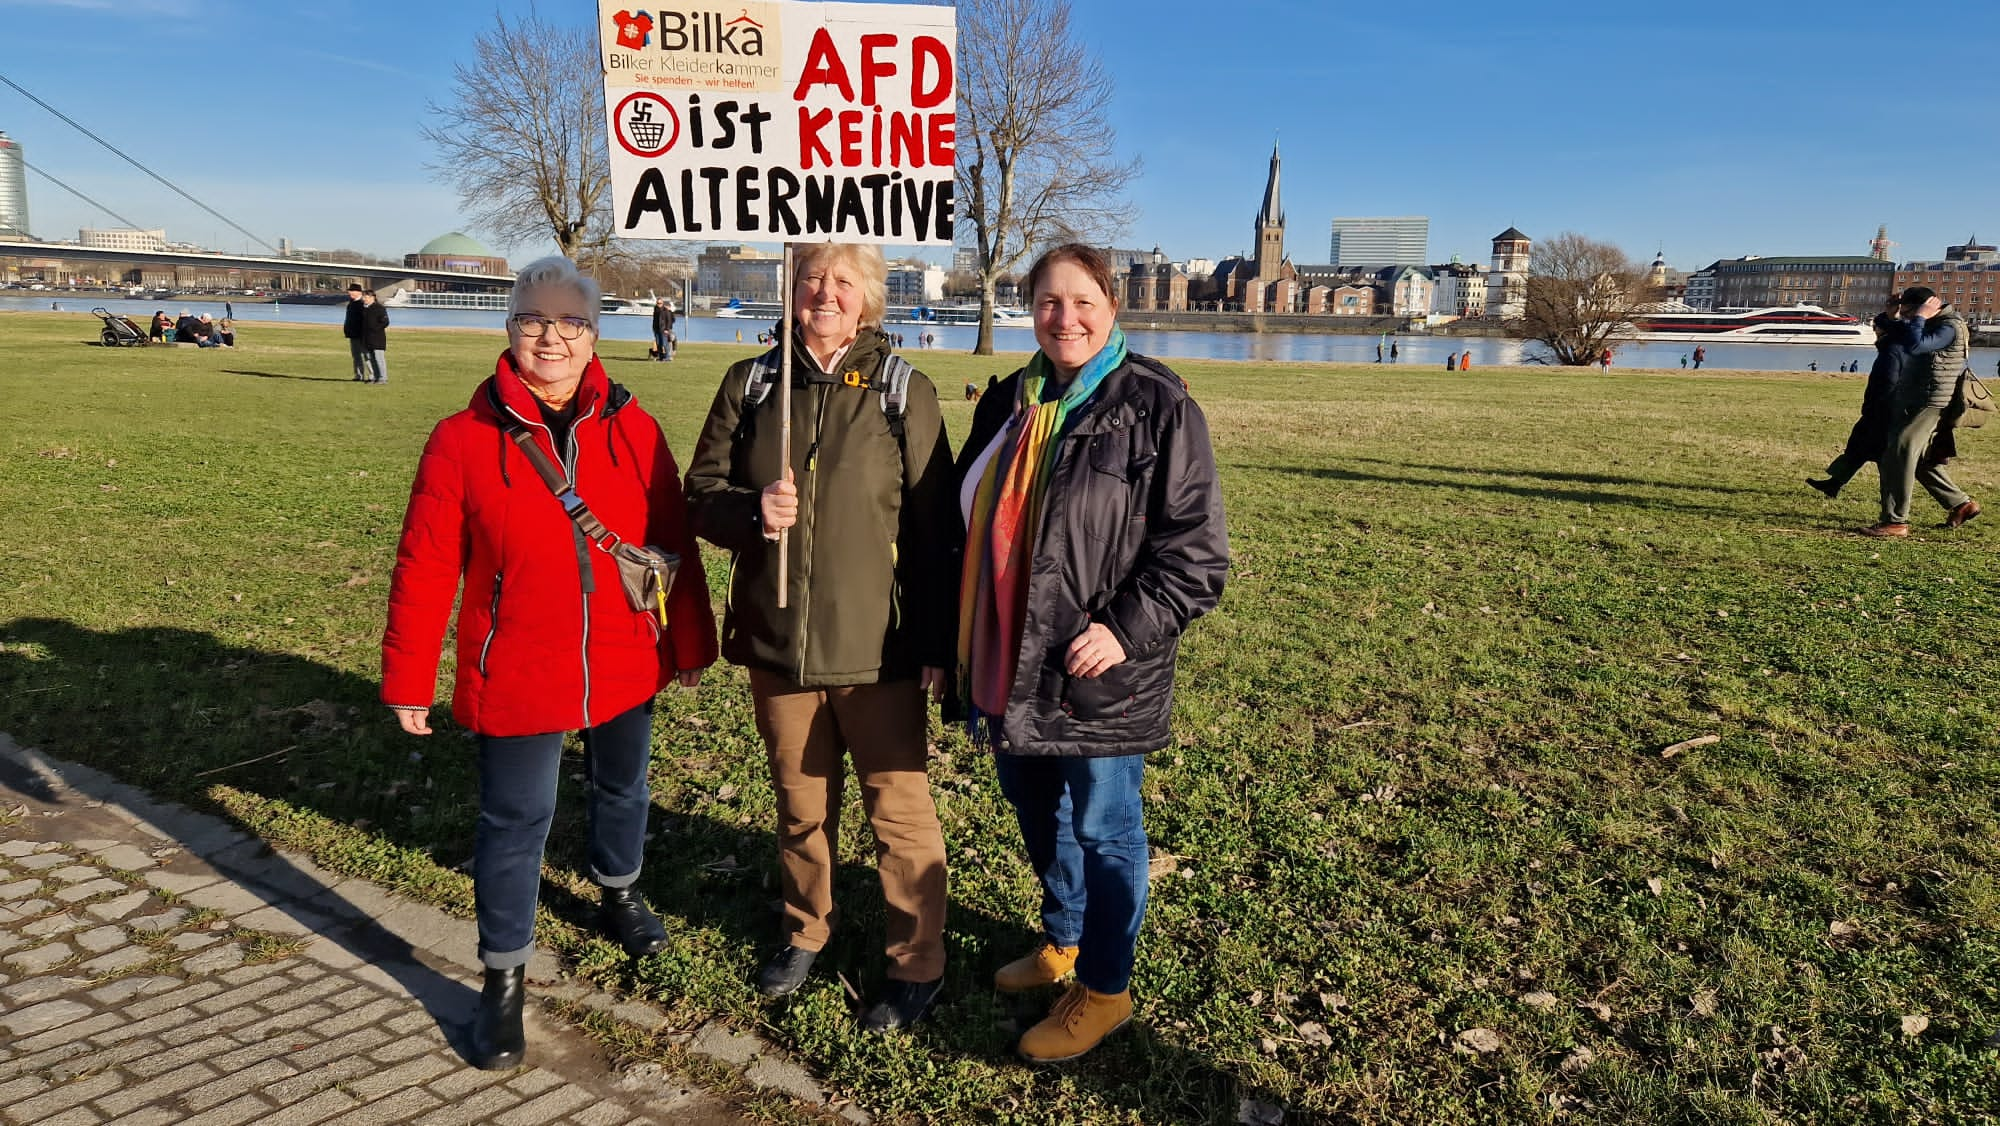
[3,312,1998,1124]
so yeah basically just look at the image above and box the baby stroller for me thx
[92,308,149,347]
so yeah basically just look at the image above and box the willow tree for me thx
[422,12,610,261]
[956,0,1138,354]
[1517,233,1662,366]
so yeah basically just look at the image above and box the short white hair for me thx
[509,256,601,335]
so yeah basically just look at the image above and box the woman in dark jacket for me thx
[1809,298,1909,498]
[684,241,959,1032]
[955,243,1227,1063]
[382,255,717,1070]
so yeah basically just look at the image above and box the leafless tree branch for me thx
[421,12,611,261]
[1516,232,1663,366]
[957,0,1139,354]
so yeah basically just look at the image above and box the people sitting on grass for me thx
[215,317,235,348]
[173,311,205,345]
[149,311,170,342]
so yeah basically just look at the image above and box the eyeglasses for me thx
[510,313,593,340]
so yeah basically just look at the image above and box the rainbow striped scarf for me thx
[957,327,1128,735]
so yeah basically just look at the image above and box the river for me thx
[11,295,1995,375]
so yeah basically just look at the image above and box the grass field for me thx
[3,312,1998,1124]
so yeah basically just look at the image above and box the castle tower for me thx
[1489,227,1531,318]
[1870,224,1895,261]
[1252,143,1284,287]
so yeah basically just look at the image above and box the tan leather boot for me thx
[1017,981,1132,1063]
[993,941,1080,992]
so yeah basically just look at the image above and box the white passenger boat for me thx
[1629,304,1874,345]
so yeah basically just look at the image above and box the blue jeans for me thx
[652,327,673,360]
[366,349,388,382]
[993,753,1148,994]
[473,701,654,969]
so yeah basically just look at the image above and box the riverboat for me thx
[1629,304,1874,345]
[380,291,658,316]
[714,298,1031,327]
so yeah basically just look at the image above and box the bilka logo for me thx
[660,6,768,56]
[614,10,653,50]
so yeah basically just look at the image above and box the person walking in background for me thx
[1375,343,1383,362]
[1692,345,1705,370]
[381,255,718,1071]
[650,298,675,361]
[1461,350,1472,371]
[225,300,235,321]
[954,244,1228,1064]
[1681,353,1689,369]
[343,284,369,381]
[1864,287,1979,536]
[684,241,959,1034]
[1599,348,1613,371]
[1389,340,1399,363]
[1810,297,1907,499]
[1446,353,1457,371]
[360,289,390,383]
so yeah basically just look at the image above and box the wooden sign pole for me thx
[776,242,794,609]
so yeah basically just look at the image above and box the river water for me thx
[13,295,1995,375]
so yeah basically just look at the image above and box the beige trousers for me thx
[749,670,947,982]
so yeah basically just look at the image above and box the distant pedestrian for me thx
[1680,354,1689,369]
[1460,350,1472,371]
[343,284,369,381]
[225,300,235,320]
[1808,361,1818,372]
[1446,353,1457,371]
[1599,348,1612,371]
[357,290,390,383]
[1389,341,1399,362]
[1375,343,1383,362]
[1692,345,1705,370]
[651,299,676,361]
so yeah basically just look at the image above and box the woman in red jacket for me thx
[381,255,718,1071]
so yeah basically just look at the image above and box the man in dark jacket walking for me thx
[1864,287,1979,536]
[650,300,675,361]
[1810,299,1907,498]
[342,284,368,381]
[359,290,390,383]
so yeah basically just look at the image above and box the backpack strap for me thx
[878,353,912,442]
[730,348,784,443]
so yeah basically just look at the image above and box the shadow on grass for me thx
[1344,456,1771,496]
[0,616,1273,1123]
[221,369,352,382]
[1243,461,1750,519]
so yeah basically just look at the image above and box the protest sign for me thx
[599,1,958,245]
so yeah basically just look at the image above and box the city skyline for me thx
[2,0,1995,273]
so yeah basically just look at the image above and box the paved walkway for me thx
[0,735,855,1126]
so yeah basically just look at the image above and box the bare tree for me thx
[1516,233,1662,366]
[956,0,1138,354]
[422,12,609,260]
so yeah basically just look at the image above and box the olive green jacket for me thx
[684,328,958,686]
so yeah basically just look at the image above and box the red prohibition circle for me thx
[613,91,680,158]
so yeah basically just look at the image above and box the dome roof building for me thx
[405,232,508,279]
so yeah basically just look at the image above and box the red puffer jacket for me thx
[382,351,718,736]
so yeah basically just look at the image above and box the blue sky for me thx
[3,0,1996,271]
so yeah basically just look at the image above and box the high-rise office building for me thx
[0,132,29,239]
[1328,216,1428,267]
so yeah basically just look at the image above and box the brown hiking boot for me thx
[1947,500,1981,529]
[1859,523,1910,538]
[1017,981,1132,1063]
[994,941,1079,992]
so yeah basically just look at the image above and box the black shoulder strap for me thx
[500,416,620,549]
[730,349,784,443]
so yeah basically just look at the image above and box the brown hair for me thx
[1024,243,1120,309]
[792,242,887,328]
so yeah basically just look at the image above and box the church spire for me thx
[1257,142,1282,227]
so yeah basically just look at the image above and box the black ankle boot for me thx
[598,885,668,958]
[470,966,525,1070]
